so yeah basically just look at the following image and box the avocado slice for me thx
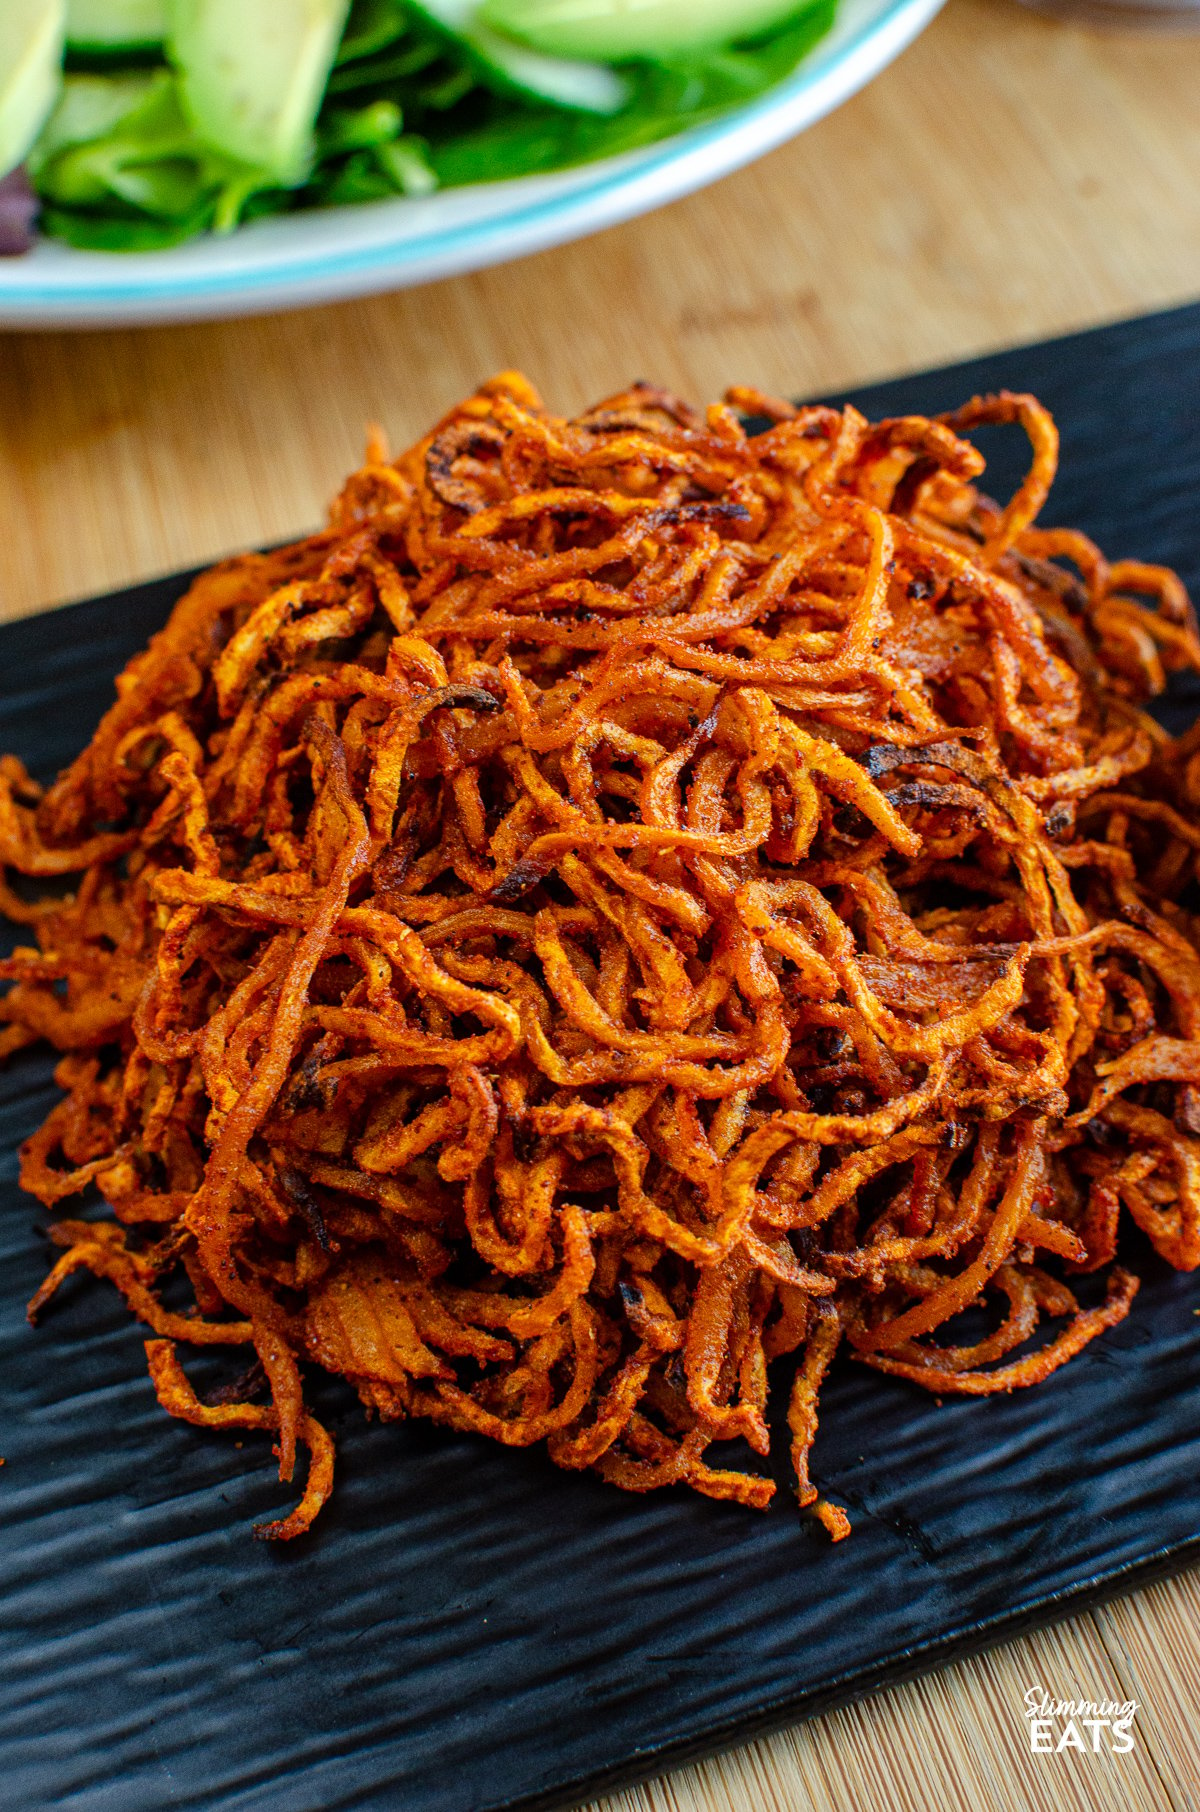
[166,0,351,183]
[66,0,165,53]
[0,0,66,181]
[409,0,625,114]
[481,0,810,61]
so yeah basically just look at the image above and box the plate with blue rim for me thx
[0,0,942,330]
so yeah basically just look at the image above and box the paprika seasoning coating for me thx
[5,372,1200,1539]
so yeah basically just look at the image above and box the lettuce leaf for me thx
[27,0,836,250]
[424,1,836,189]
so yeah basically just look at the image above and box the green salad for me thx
[0,0,835,253]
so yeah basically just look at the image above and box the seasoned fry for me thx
[5,374,1200,1538]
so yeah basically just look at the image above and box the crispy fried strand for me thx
[4,375,1198,1539]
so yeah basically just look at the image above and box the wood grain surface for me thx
[3,0,1200,1806]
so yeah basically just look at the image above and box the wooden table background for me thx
[3,0,1200,1804]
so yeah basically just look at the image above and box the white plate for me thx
[0,0,942,328]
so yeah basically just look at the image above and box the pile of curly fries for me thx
[4,373,1200,1541]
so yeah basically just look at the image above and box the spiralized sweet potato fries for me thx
[4,373,1200,1541]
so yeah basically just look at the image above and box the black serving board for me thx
[3,303,1200,1812]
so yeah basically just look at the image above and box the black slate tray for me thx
[3,303,1200,1812]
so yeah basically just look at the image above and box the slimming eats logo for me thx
[1023,1687,1137,1754]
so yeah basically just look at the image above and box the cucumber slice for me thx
[66,0,165,52]
[28,70,159,174]
[0,0,66,180]
[408,0,625,114]
[31,70,271,243]
[165,0,351,182]
[481,0,807,61]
